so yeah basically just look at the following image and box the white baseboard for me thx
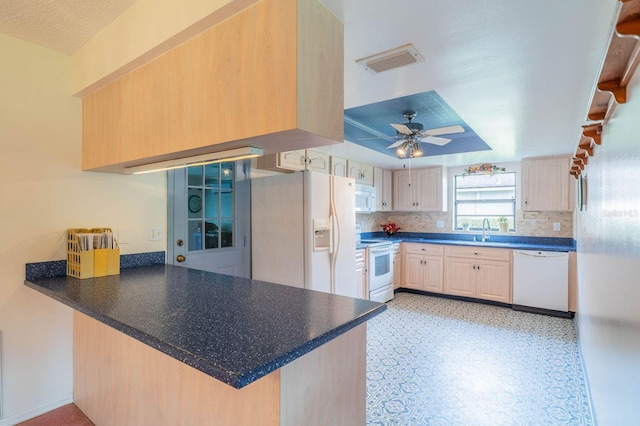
[0,394,73,426]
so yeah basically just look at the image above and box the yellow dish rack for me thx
[67,228,120,279]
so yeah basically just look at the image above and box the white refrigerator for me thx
[251,171,357,297]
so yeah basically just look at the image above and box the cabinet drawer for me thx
[444,245,511,262]
[404,243,444,256]
[356,249,366,263]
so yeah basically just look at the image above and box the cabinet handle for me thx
[477,265,480,270]
[473,265,476,270]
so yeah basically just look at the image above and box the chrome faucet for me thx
[481,218,491,242]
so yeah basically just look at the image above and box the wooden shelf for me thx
[587,0,640,121]
[571,0,640,177]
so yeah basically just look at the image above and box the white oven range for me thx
[360,239,394,303]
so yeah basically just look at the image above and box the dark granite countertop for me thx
[360,232,575,252]
[25,264,386,389]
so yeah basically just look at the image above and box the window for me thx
[454,172,516,231]
[187,162,235,251]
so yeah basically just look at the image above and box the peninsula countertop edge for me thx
[25,264,387,389]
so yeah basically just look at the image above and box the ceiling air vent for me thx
[356,43,424,74]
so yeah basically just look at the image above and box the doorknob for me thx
[176,239,184,246]
[176,255,186,262]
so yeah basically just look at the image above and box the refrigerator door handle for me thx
[329,176,340,294]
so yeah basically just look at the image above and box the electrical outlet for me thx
[150,227,163,241]
[436,220,444,228]
[553,222,561,232]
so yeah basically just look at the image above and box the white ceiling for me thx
[0,0,619,169]
[0,0,135,55]
[319,0,619,169]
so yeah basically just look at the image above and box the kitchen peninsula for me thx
[25,264,386,425]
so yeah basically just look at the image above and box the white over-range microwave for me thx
[355,184,376,213]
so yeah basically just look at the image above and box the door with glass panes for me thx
[168,161,251,278]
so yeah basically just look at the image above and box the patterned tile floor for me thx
[366,293,592,425]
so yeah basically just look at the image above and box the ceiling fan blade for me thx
[357,136,389,140]
[422,125,465,136]
[387,140,405,149]
[421,136,452,146]
[390,123,413,135]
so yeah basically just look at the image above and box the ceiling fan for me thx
[387,112,465,150]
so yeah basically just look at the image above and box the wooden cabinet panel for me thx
[414,167,442,211]
[444,246,510,262]
[347,160,374,186]
[82,0,344,172]
[355,249,366,299]
[374,167,393,211]
[306,150,330,174]
[403,253,425,290]
[393,167,444,211]
[393,244,402,289]
[331,156,347,177]
[444,246,512,303]
[393,170,414,210]
[405,243,444,256]
[279,150,307,171]
[423,257,444,293]
[475,260,511,303]
[257,149,329,173]
[522,155,574,211]
[401,243,444,293]
[444,257,476,297]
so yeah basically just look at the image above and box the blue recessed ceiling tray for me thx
[344,91,491,158]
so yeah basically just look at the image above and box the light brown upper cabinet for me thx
[374,167,393,211]
[257,149,330,174]
[393,166,446,212]
[81,0,343,173]
[522,155,575,211]
[347,160,374,186]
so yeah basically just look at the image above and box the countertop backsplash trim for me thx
[25,251,166,281]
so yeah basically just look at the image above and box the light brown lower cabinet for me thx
[443,246,512,304]
[403,243,444,293]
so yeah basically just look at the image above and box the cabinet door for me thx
[393,170,415,211]
[423,256,444,293]
[375,167,393,211]
[374,167,384,211]
[278,150,306,171]
[476,260,511,303]
[522,156,573,211]
[305,150,330,174]
[403,253,425,290]
[444,257,476,297]
[330,156,347,177]
[347,160,362,181]
[382,169,393,211]
[414,167,443,211]
[355,261,366,299]
[360,163,374,186]
[393,251,402,289]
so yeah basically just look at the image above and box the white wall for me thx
[0,34,167,424]
[575,69,640,423]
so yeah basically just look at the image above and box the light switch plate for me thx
[150,228,163,241]
[436,220,444,228]
[553,222,561,232]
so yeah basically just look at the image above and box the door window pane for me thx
[187,162,235,251]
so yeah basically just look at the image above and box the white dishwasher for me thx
[513,250,569,312]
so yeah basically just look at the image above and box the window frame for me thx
[453,171,517,232]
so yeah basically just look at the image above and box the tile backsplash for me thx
[357,210,574,238]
